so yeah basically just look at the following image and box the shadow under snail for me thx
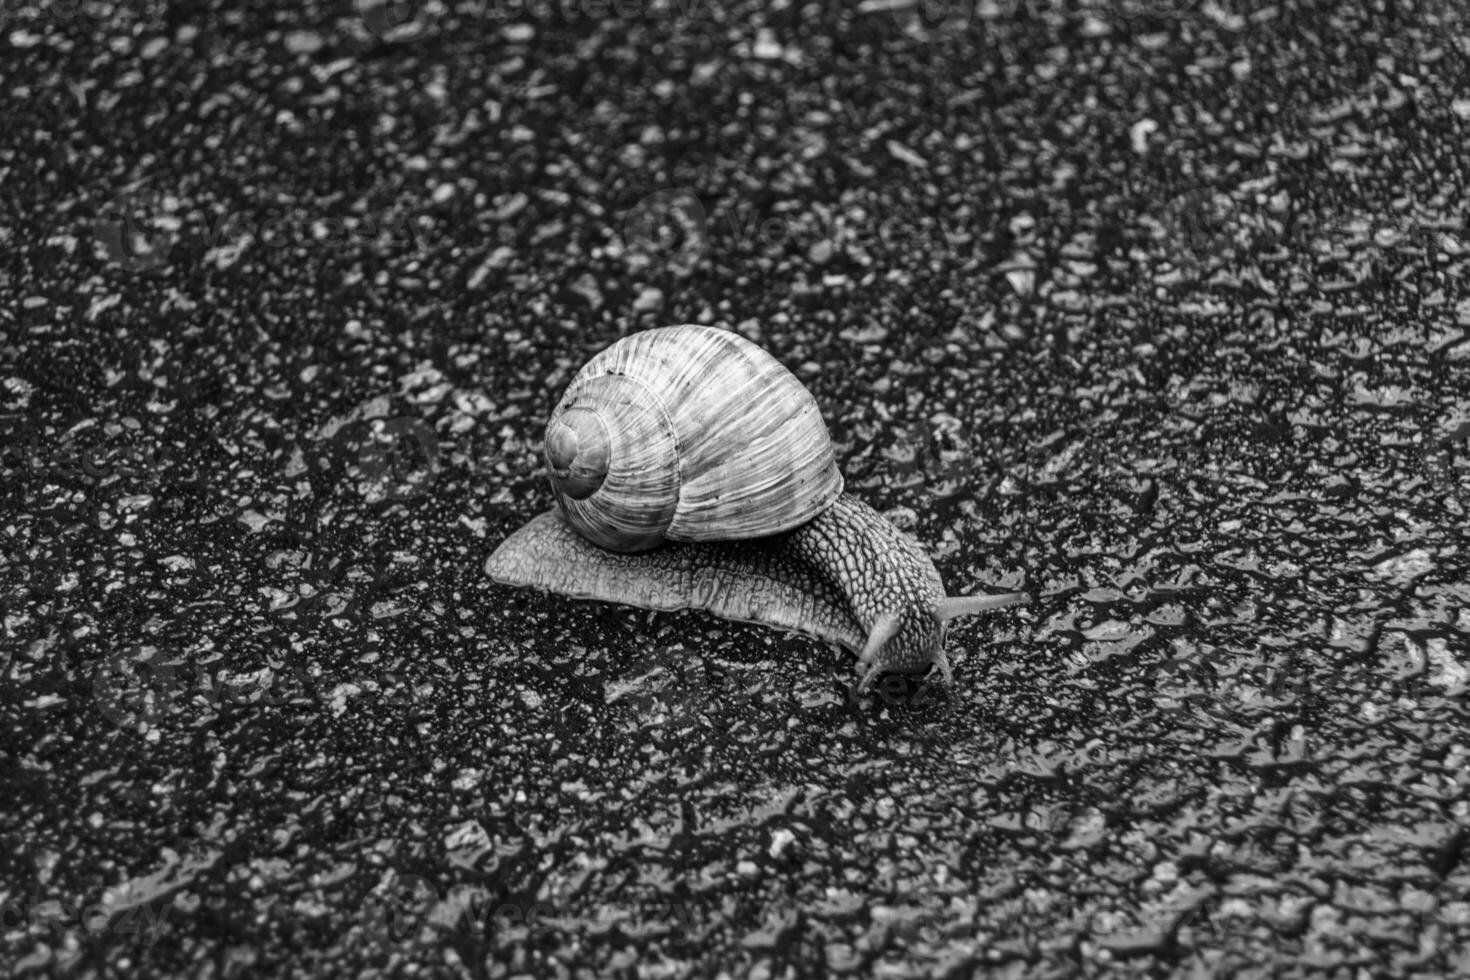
[485,325,1026,689]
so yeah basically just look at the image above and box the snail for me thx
[485,325,1026,690]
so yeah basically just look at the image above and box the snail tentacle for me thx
[936,594,1028,620]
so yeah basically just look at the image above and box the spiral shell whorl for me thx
[547,373,679,552]
[545,407,610,500]
[543,325,844,553]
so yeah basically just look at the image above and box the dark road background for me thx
[3,0,1468,976]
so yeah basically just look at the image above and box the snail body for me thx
[486,326,1024,687]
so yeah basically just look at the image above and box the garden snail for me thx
[485,325,1026,689]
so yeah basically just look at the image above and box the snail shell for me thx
[545,325,843,552]
[487,325,1026,687]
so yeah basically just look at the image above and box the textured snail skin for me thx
[785,495,948,678]
[486,493,1006,685]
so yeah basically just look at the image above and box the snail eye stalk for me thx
[856,611,904,678]
[934,592,1028,622]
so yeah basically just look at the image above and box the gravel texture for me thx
[3,0,1469,977]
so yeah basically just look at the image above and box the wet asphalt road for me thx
[3,0,1469,976]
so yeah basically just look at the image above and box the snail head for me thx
[857,593,1028,694]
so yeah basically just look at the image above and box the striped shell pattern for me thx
[544,325,845,552]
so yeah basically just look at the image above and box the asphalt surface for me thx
[3,0,1469,977]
